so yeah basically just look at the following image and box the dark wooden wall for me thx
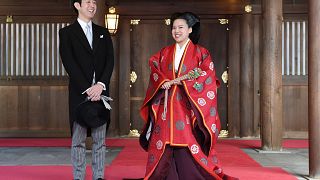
[0,79,69,137]
[129,20,172,130]
[283,76,308,138]
[281,15,308,138]
[0,0,309,138]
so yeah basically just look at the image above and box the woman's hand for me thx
[161,79,182,89]
[173,79,182,85]
[161,81,172,89]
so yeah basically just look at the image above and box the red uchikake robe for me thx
[140,41,227,179]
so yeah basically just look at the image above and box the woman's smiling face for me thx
[172,19,192,47]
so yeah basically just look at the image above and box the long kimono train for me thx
[140,41,237,180]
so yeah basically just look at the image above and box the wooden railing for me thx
[282,20,308,76]
[0,23,69,77]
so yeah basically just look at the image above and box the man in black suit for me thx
[59,0,114,179]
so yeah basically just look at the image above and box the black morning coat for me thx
[59,20,114,135]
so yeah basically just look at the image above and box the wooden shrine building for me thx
[0,0,319,178]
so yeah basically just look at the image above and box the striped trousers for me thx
[71,121,106,180]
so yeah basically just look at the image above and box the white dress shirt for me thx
[77,18,92,41]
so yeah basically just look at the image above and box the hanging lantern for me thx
[105,6,119,35]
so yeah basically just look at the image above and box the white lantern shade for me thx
[105,14,119,35]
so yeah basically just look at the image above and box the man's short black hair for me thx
[71,0,82,14]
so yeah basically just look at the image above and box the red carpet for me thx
[0,138,306,179]
[0,138,308,148]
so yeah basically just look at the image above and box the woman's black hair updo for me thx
[170,12,200,44]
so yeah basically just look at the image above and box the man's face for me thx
[75,0,97,22]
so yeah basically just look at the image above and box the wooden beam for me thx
[0,0,309,17]
[116,0,245,16]
[260,0,283,151]
[308,0,320,177]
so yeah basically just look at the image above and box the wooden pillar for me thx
[240,11,254,137]
[92,0,107,26]
[118,18,131,135]
[308,0,320,178]
[228,16,241,137]
[260,0,282,151]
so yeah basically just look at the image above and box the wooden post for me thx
[228,16,241,137]
[240,11,254,137]
[308,0,320,178]
[260,0,283,150]
[118,19,131,135]
[92,0,107,26]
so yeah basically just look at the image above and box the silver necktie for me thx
[85,24,92,48]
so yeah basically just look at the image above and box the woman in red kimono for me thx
[140,12,238,180]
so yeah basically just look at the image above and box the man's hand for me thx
[86,84,104,101]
